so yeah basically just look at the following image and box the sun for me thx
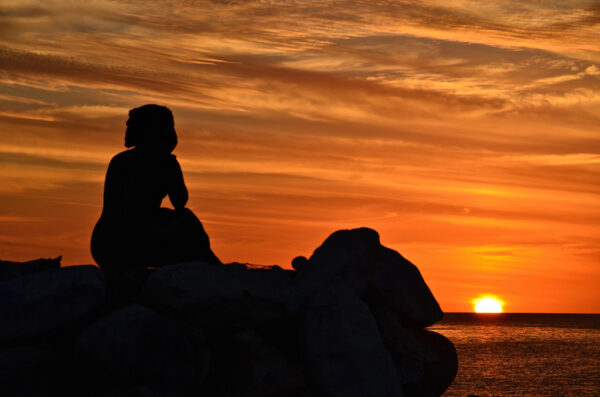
[473,297,503,313]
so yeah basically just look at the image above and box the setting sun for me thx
[474,298,503,313]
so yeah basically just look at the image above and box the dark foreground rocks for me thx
[303,284,402,396]
[75,304,210,394]
[0,228,457,396]
[0,265,105,342]
[0,256,61,282]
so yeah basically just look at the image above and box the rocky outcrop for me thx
[370,246,442,327]
[291,227,380,312]
[303,284,403,396]
[403,329,458,397]
[75,304,209,393]
[0,346,60,396]
[0,228,457,396]
[231,330,307,396]
[0,256,61,282]
[142,262,292,331]
[0,265,105,342]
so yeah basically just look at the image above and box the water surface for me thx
[430,313,600,396]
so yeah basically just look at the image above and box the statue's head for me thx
[125,104,177,154]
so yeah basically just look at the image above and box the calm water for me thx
[430,313,600,396]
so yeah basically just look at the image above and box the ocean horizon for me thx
[431,312,600,396]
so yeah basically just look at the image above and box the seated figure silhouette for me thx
[91,104,221,269]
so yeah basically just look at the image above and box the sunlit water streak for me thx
[430,313,600,396]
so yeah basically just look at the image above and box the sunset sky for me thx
[1,0,599,313]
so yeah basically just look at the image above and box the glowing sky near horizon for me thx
[0,0,599,312]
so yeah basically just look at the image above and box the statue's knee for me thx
[180,208,204,226]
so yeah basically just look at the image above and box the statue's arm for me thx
[168,156,188,209]
[102,157,120,211]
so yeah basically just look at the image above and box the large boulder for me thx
[142,262,292,331]
[0,265,105,342]
[291,228,380,312]
[402,329,458,397]
[103,267,153,309]
[0,256,61,282]
[75,304,209,394]
[369,246,442,327]
[0,347,60,396]
[366,302,457,397]
[231,330,307,396]
[87,385,174,397]
[370,304,426,386]
[302,284,403,397]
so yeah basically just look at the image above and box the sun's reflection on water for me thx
[430,313,600,396]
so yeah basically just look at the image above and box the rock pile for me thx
[0,228,457,396]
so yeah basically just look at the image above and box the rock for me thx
[358,303,457,396]
[370,304,426,386]
[0,256,61,282]
[231,330,307,396]
[142,262,292,331]
[369,246,442,327]
[88,385,174,397]
[402,329,458,397]
[291,228,380,312]
[0,347,60,396]
[103,267,154,309]
[302,284,403,397]
[75,304,209,394]
[0,265,105,342]
[291,256,308,271]
[0,227,456,395]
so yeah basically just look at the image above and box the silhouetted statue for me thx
[91,104,221,269]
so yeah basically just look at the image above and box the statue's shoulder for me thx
[107,149,138,172]
[111,148,137,162]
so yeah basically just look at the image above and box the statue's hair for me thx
[125,104,177,153]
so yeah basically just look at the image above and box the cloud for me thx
[0,0,599,311]
[0,47,201,97]
[585,64,600,75]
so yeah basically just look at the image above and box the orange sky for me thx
[1,0,599,313]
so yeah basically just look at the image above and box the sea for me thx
[429,313,600,396]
